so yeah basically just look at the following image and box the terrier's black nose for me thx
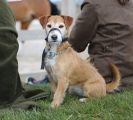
[51,35,57,41]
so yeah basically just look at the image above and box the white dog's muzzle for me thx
[45,28,62,43]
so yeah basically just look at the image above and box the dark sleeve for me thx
[68,2,98,52]
[0,0,17,36]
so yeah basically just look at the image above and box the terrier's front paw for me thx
[51,100,61,108]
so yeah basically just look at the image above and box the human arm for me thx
[68,2,98,52]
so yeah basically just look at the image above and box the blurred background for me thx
[7,0,87,83]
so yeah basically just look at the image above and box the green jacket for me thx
[0,0,17,35]
[0,0,23,105]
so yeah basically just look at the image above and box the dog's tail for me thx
[106,64,121,92]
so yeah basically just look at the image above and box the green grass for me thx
[0,84,133,120]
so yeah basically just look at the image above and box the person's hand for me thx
[118,0,129,5]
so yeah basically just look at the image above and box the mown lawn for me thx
[0,84,133,120]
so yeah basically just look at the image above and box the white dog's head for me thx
[39,15,73,44]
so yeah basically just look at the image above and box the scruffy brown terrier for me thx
[39,15,121,108]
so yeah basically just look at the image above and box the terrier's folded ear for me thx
[61,15,73,28]
[39,15,50,28]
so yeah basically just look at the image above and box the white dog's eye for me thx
[59,25,64,28]
[47,24,52,28]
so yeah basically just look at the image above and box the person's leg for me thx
[0,1,50,110]
[0,0,23,105]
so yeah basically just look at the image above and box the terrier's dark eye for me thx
[59,25,64,28]
[47,24,51,28]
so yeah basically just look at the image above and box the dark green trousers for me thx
[0,0,23,105]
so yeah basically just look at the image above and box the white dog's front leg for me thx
[51,79,68,108]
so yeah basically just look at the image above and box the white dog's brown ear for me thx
[61,16,73,28]
[39,16,50,28]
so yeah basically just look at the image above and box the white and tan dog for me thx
[39,15,121,108]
